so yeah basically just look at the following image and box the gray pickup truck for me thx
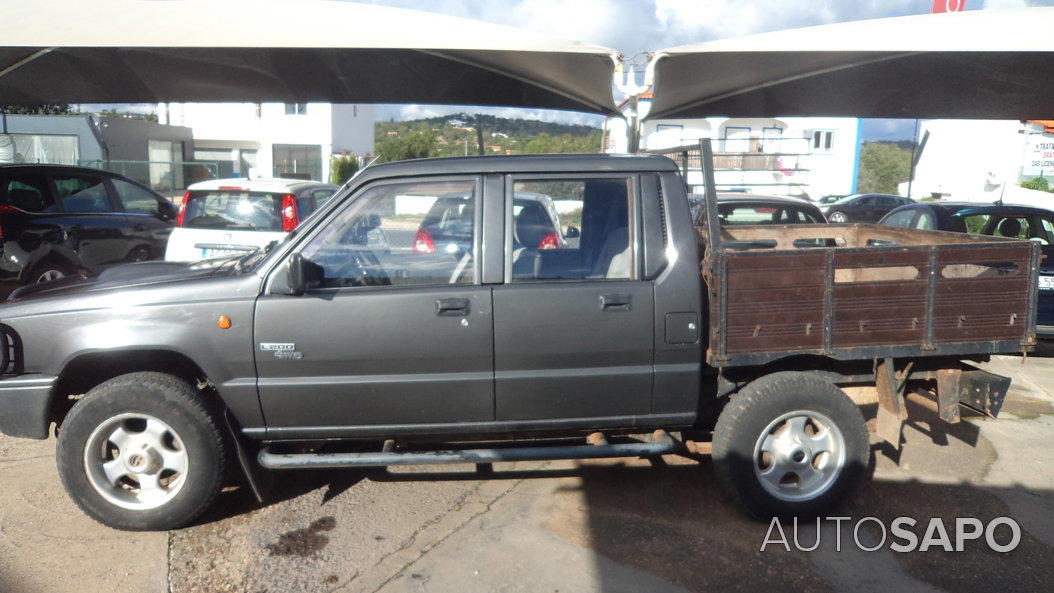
[0,154,1035,531]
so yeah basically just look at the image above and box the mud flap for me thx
[875,357,909,448]
[952,366,1011,419]
[224,410,267,503]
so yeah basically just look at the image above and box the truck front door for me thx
[254,177,494,438]
[492,175,655,421]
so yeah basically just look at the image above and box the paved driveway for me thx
[2,351,1052,593]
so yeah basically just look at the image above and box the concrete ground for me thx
[2,350,1052,593]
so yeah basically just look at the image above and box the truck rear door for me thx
[492,174,655,421]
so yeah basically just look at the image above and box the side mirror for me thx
[275,253,324,295]
[365,213,382,230]
[158,200,179,221]
[564,225,580,239]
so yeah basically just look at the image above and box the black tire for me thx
[26,258,76,284]
[56,372,226,531]
[712,371,869,519]
[127,245,151,262]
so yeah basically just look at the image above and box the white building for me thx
[900,119,1054,206]
[158,102,374,183]
[605,96,861,198]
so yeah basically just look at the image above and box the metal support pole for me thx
[700,138,721,253]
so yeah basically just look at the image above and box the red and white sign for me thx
[932,0,967,13]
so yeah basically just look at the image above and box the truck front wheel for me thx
[712,372,870,519]
[56,372,226,531]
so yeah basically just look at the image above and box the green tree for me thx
[856,141,914,194]
[0,104,73,115]
[330,155,361,184]
[375,131,438,163]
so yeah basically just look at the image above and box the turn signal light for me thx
[217,315,232,330]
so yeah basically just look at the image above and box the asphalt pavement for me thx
[2,350,1052,593]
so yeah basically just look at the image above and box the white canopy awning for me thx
[646,8,1054,121]
[0,0,620,115]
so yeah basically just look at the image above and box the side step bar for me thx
[258,430,679,470]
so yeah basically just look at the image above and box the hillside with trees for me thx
[856,140,916,194]
[375,113,602,162]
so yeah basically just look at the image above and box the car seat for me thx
[998,218,1022,238]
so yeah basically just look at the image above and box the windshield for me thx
[183,190,286,231]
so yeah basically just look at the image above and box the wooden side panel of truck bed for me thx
[702,224,1041,367]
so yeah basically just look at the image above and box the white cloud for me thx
[982,0,1032,8]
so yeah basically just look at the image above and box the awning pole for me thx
[700,138,721,253]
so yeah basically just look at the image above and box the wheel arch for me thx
[49,349,218,429]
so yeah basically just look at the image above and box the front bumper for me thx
[0,374,56,439]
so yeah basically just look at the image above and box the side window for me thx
[857,196,876,206]
[914,211,936,230]
[52,174,114,212]
[510,178,633,281]
[111,178,161,214]
[1,173,57,212]
[778,207,821,224]
[298,178,477,289]
[881,209,916,227]
[960,214,990,234]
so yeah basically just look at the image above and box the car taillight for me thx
[413,229,436,253]
[281,193,298,232]
[538,231,561,250]
[176,191,190,227]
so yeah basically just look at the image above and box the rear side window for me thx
[112,178,161,214]
[882,209,916,228]
[183,191,284,231]
[52,174,114,212]
[510,178,632,281]
[0,173,56,212]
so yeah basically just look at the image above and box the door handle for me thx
[133,223,147,231]
[435,297,470,317]
[600,293,632,312]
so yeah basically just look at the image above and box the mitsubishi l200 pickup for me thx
[0,153,1036,531]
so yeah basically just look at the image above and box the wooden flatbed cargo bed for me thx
[701,223,1041,367]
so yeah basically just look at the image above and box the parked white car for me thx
[165,178,338,261]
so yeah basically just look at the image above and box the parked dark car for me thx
[0,164,177,293]
[815,194,846,205]
[822,193,914,223]
[690,193,827,226]
[880,201,1054,337]
[414,191,570,256]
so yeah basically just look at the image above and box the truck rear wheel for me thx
[56,372,226,531]
[712,372,869,519]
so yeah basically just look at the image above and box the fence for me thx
[77,159,220,194]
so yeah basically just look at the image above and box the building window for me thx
[148,139,185,191]
[273,143,322,180]
[6,134,79,165]
[722,126,752,152]
[812,130,834,152]
[284,103,308,115]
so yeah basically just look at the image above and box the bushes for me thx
[1020,177,1052,193]
[330,155,361,185]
